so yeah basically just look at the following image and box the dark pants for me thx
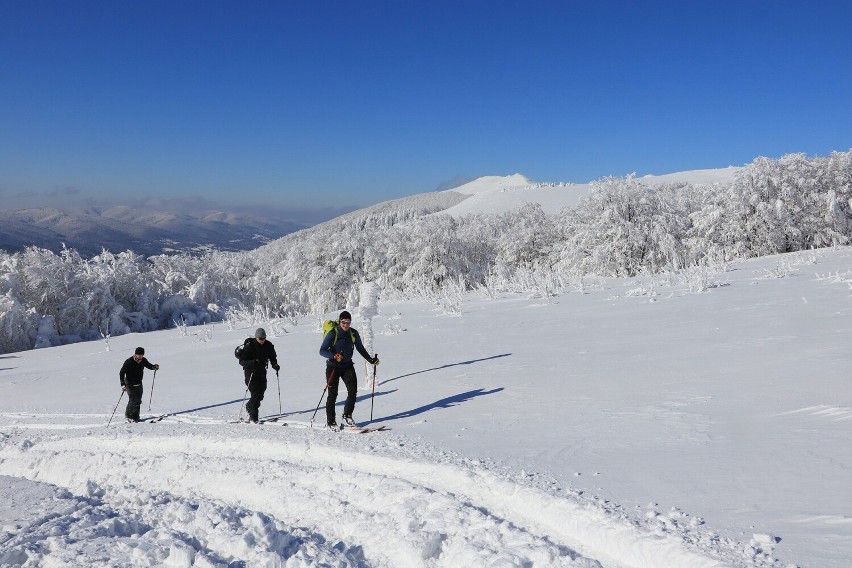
[244,369,267,421]
[125,384,143,420]
[326,365,357,424]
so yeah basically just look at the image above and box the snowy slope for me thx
[440,167,741,216]
[2,245,851,567]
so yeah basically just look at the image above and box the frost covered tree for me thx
[3,150,852,354]
[555,176,691,277]
[693,151,852,259]
[0,292,39,353]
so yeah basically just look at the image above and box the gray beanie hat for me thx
[254,328,267,339]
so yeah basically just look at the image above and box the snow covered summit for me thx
[445,173,534,195]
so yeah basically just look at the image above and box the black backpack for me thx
[234,338,252,362]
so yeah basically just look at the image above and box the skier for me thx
[119,347,160,422]
[319,311,379,428]
[238,328,280,423]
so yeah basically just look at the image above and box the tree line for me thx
[2,150,851,353]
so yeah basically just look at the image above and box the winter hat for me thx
[254,328,267,339]
[135,347,145,355]
[339,311,352,321]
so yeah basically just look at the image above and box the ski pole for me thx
[108,389,125,426]
[239,372,254,422]
[310,369,335,427]
[147,368,158,411]
[276,369,281,415]
[370,354,378,421]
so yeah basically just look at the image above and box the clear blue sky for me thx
[2,1,851,216]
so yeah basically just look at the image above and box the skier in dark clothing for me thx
[319,311,379,428]
[119,347,160,422]
[238,328,280,423]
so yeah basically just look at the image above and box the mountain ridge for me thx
[1,166,741,257]
[0,205,309,257]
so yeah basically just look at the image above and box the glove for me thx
[153,364,160,370]
[121,384,127,391]
[333,353,343,362]
[272,364,280,372]
[371,356,380,366]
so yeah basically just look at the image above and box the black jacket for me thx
[239,338,279,374]
[119,356,155,387]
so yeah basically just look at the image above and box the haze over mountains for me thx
[0,205,311,257]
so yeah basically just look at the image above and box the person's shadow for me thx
[0,354,19,371]
[379,353,511,386]
[149,398,244,419]
[156,353,512,423]
[370,387,503,424]
[361,353,511,423]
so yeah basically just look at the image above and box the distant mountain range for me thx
[1,168,742,258]
[0,205,311,257]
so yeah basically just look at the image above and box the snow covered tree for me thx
[4,150,852,354]
[555,176,690,277]
[700,151,852,260]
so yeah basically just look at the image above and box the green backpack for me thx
[322,319,355,345]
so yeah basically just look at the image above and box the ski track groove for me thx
[0,423,734,568]
[0,474,364,567]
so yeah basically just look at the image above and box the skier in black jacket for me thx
[119,347,160,422]
[238,328,280,423]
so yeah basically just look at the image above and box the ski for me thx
[131,413,167,423]
[229,416,280,425]
[341,425,389,434]
[222,418,386,432]
[283,420,388,433]
[121,413,173,423]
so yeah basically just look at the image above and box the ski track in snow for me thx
[777,405,852,421]
[0,416,747,568]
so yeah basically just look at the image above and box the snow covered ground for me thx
[2,243,851,567]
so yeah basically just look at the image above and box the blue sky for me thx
[2,1,851,216]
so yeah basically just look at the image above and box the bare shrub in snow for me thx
[677,264,727,293]
[382,323,406,335]
[174,314,190,337]
[432,275,466,316]
[756,259,800,279]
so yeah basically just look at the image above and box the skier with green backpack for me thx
[318,310,379,429]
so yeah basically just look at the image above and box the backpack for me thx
[322,319,355,345]
[234,337,252,362]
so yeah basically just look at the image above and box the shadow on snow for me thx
[0,354,19,371]
[151,354,510,423]
[379,353,512,386]
[151,398,245,419]
[369,387,504,424]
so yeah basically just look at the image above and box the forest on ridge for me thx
[1,150,851,354]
